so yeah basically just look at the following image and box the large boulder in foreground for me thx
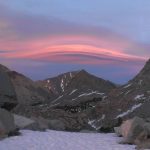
[13,114,37,130]
[0,109,17,138]
[8,71,52,106]
[14,114,47,131]
[32,117,66,131]
[120,117,145,143]
[0,65,17,110]
[14,114,65,131]
[115,116,150,149]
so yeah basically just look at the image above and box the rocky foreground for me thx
[114,116,150,149]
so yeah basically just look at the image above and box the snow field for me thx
[0,130,136,150]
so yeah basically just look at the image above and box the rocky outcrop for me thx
[32,117,65,131]
[0,65,17,110]
[12,69,116,132]
[13,103,88,131]
[114,116,150,149]
[0,109,17,139]
[8,71,52,106]
[87,59,150,132]
[13,114,36,130]
[48,70,116,108]
[119,117,145,144]
[37,71,79,95]
[0,64,53,111]
[14,114,65,131]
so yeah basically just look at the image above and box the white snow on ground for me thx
[116,103,142,118]
[124,90,131,95]
[88,115,106,130]
[47,80,50,83]
[49,103,60,107]
[60,78,65,92]
[138,80,143,85]
[88,119,99,130]
[134,94,145,100]
[52,95,63,103]
[0,130,136,150]
[70,72,73,78]
[72,98,77,101]
[123,83,132,89]
[69,89,78,95]
[78,91,104,97]
[71,91,105,101]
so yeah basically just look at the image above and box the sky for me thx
[0,0,150,84]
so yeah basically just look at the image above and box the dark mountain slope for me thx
[37,71,79,95]
[50,70,116,107]
[88,59,150,131]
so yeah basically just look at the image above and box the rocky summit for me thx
[37,71,79,95]
[49,69,116,107]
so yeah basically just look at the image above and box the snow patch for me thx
[123,83,132,89]
[0,130,135,150]
[72,91,104,101]
[88,115,105,130]
[134,94,145,100]
[99,114,105,120]
[138,80,143,85]
[102,96,107,100]
[69,89,78,95]
[52,95,63,103]
[124,90,131,95]
[71,98,77,101]
[50,103,60,107]
[116,103,142,118]
[70,72,73,78]
[78,91,104,97]
[88,119,100,130]
[61,78,65,92]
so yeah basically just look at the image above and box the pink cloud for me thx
[1,34,146,66]
[0,5,148,66]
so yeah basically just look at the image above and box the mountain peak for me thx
[78,69,89,75]
[134,58,150,80]
[144,58,150,67]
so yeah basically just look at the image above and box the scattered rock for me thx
[114,127,122,137]
[13,114,36,129]
[0,66,17,110]
[8,71,51,106]
[135,139,150,150]
[119,117,145,144]
[115,116,150,149]
[0,109,17,139]
[48,119,66,131]
[32,117,66,131]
